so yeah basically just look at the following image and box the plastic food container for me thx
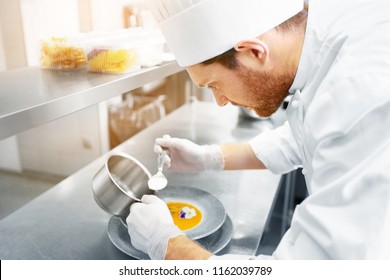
[86,43,141,74]
[85,29,165,73]
[39,37,87,70]
[133,30,165,67]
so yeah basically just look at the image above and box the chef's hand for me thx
[154,137,224,172]
[126,195,184,260]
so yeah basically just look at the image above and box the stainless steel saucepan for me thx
[92,152,154,216]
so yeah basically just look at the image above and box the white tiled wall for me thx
[17,105,103,176]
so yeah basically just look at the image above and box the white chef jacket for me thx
[212,0,390,260]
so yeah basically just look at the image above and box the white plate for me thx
[108,214,233,260]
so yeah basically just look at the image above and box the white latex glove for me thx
[126,194,184,260]
[154,137,224,172]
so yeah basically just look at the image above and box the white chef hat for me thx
[145,0,304,67]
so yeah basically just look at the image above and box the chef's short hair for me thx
[202,8,307,69]
[276,6,307,32]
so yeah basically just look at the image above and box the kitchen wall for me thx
[0,20,6,70]
[0,44,21,175]
[17,106,104,176]
[89,0,132,31]
[0,0,27,69]
[0,1,23,171]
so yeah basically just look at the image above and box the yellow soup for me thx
[167,202,202,231]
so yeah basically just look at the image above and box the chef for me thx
[126,0,390,260]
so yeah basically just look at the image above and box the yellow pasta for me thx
[40,37,86,69]
[87,48,139,73]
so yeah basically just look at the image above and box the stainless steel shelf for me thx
[0,61,182,140]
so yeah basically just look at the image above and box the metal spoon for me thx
[148,136,169,190]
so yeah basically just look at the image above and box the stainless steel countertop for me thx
[0,101,284,259]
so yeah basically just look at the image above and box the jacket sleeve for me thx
[249,121,302,174]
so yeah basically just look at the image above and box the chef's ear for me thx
[234,39,269,64]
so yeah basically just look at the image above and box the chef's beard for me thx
[233,63,293,118]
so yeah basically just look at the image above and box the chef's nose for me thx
[213,92,230,106]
